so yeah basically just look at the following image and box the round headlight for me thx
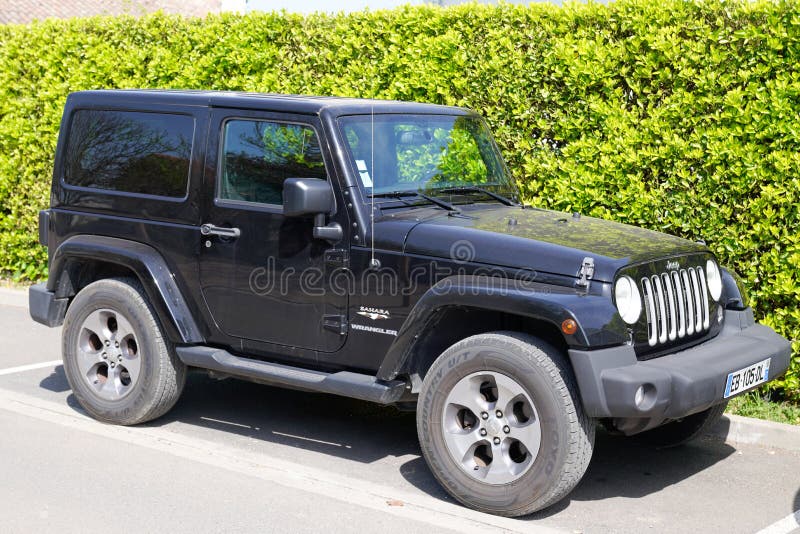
[614,275,642,324]
[706,259,722,302]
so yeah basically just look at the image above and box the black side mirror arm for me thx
[312,213,343,244]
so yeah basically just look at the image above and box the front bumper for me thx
[568,309,791,425]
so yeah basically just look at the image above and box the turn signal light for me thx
[561,319,577,335]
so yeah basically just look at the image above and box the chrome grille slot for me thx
[689,268,702,332]
[652,275,668,344]
[671,271,686,338]
[662,273,677,341]
[641,277,658,346]
[697,267,710,329]
[682,270,695,336]
[640,265,711,347]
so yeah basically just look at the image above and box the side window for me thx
[63,110,194,198]
[220,120,326,205]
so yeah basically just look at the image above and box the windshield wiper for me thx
[438,186,517,206]
[370,190,460,212]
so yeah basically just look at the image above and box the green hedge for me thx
[0,0,798,400]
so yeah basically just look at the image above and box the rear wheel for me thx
[635,402,728,448]
[62,277,186,425]
[416,332,595,517]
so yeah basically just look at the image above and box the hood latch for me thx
[576,257,595,288]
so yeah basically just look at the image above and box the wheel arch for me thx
[376,275,624,385]
[47,235,204,344]
[391,306,568,390]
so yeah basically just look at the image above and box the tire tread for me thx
[417,331,595,517]
[62,277,185,425]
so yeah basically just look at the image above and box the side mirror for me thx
[282,178,342,243]
[283,178,333,217]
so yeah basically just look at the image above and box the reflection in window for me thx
[340,115,506,195]
[395,124,487,186]
[64,110,194,198]
[220,120,326,205]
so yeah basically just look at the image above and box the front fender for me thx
[721,267,748,310]
[48,235,204,344]
[376,275,625,381]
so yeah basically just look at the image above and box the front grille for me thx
[640,267,710,346]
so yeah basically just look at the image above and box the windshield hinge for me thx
[576,257,595,288]
[323,314,348,336]
[324,249,349,268]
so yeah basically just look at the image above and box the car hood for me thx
[374,204,708,283]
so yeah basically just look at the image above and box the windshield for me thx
[338,114,517,201]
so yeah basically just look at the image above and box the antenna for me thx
[368,105,380,270]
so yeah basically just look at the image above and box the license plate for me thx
[724,358,770,398]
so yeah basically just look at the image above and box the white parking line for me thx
[0,388,563,534]
[0,360,61,377]
[757,509,800,534]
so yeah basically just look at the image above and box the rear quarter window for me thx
[63,110,195,198]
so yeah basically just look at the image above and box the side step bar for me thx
[176,346,407,405]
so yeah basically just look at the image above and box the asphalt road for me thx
[1,289,798,534]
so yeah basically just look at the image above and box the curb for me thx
[0,287,28,309]
[711,413,800,452]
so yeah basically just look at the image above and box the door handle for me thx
[200,223,241,239]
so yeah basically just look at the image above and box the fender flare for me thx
[720,267,748,309]
[376,274,625,381]
[47,235,204,344]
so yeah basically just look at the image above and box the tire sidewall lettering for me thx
[417,334,581,513]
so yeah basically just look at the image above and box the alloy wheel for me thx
[75,308,142,401]
[441,371,541,484]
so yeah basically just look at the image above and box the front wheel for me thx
[416,332,595,517]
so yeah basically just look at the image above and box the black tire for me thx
[634,402,728,448]
[416,331,595,517]
[61,277,186,425]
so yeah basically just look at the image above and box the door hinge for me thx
[576,257,595,288]
[324,249,349,268]
[323,314,348,336]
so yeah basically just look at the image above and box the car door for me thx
[199,108,348,354]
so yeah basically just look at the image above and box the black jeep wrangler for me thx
[30,90,791,517]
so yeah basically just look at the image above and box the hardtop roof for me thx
[66,89,473,116]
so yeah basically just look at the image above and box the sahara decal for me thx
[356,306,390,320]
